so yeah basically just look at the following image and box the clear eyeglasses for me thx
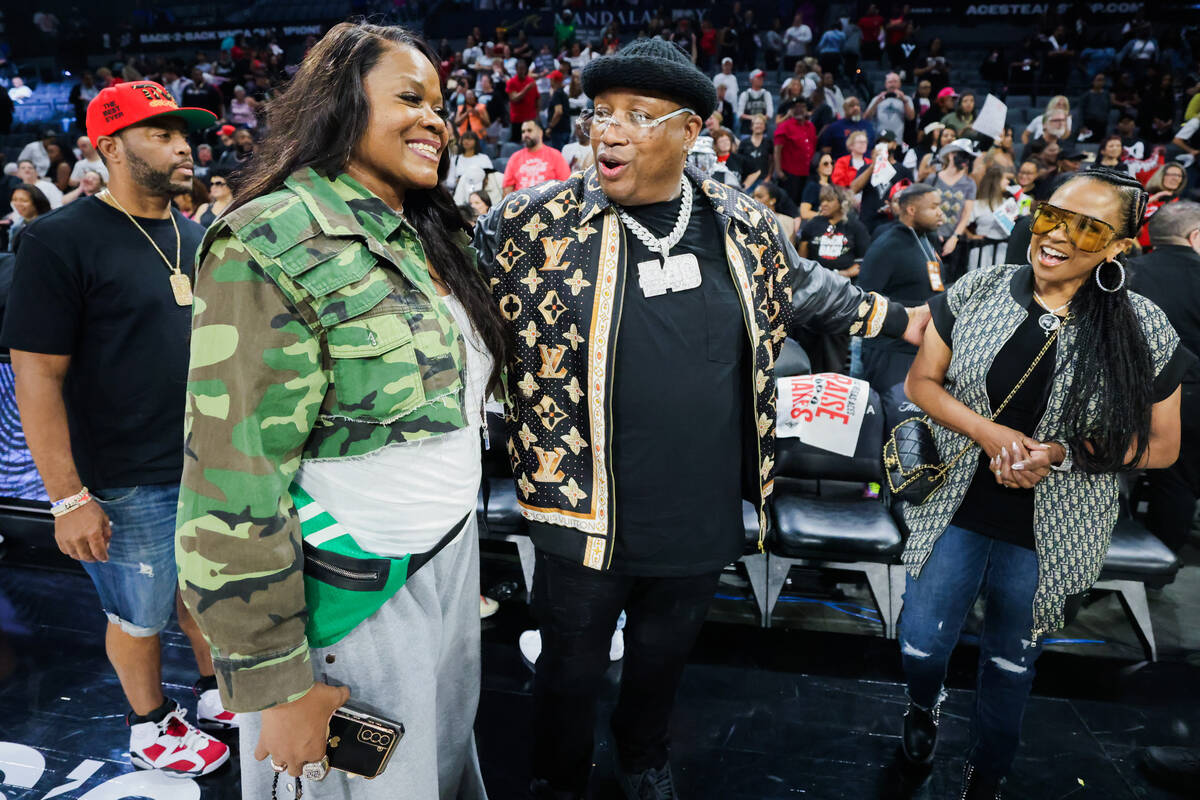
[579,107,696,140]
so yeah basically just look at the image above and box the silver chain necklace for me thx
[1033,291,1070,333]
[613,177,703,298]
[614,177,693,260]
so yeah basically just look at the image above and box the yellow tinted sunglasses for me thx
[1030,202,1118,253]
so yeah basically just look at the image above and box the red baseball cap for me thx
[86,81,218,147]
[547,70,564,82]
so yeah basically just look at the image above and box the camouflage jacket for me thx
[900,264,1181,642]
[176,169,479,711]
[474,165,908,570]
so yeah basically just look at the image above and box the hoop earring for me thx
[1026,244,1035,266]
[1094,259,1126,293]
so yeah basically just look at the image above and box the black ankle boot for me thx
[960,763,1003,799]
[900,696,940,765]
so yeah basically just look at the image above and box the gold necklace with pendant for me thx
[99,189,192,306]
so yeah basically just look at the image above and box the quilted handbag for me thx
[883,322,1064,505]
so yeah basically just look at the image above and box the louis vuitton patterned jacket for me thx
[900,263,1181,642]
[474,165,908,571]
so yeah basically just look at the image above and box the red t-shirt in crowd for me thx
[774,117,817,177]
[506,74,540,124]
[502,144,570,191]
[859,14,885,43]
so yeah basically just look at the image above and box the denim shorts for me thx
[81,483,180,637]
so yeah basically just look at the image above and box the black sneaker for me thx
[960,762,1003,800]
[1140,746,1200,793]
[900,695,940,765]
[618,762,677,800]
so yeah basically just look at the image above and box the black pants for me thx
[862,341,917,397]
[1145,385,1200,553]
[531,549,722,792]
[779,171,807,205]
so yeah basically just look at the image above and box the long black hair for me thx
[230,21,507,384]
[1058,166,1153,472]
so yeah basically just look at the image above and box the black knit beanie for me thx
[581,37,717,121]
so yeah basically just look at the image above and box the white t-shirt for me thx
[295,294,494,557]
[448,152,494,204]
[70,157,108,184]
[561,141,592,172]
[785,24,813,56]
[713,73,740,103]
[8,84,32,103]
[1025,113,1072,141]
[36,179,63,209]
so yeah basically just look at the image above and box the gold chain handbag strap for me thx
[936,318,1066,473]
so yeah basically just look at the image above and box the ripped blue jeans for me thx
[899,524,1043,782]
[82,483,181,637]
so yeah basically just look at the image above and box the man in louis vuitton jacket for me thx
[474,38,930,800]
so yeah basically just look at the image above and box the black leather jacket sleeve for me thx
[781,233,909,339]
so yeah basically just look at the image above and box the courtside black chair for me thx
[765,344,901,633]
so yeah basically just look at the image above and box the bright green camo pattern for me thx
[176,169,473,712]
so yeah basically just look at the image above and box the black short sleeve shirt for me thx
[0,198,201,489]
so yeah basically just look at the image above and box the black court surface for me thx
[1,543,1198,800]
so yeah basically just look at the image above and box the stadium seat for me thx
[501,141,522,159]
[1093,516,1182,662]
[764,343,899,634]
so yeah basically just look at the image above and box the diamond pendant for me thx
[1038,312,1061,333]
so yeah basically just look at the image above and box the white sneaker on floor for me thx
[480,595,500,619]
[609,628,624,661]
[196,687,240,730]
[519,627,625,665]
[128,702,230,777]
[519,629,542,666]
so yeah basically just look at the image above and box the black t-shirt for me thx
[610,186,748,575]
[0,198,201,490]
[801,179,826,211]
[738,134,773,180]
[858,223,944,355]
[548,88,571,136]
[799,214,870,272]
[856,162,914,232]
[930,289,1187,549]
[181,82,223,117]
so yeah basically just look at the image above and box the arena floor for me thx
[1,545,1197,799]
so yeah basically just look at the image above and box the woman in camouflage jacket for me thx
[176,23,505,800]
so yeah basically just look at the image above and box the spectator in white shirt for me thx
[17,130,57,178]
[7,77,32,104]
[820,72,846,117]
[865,72,915,140]
[560,120,594,173]
[160,65,194,106]
[713,57,739,103]
[784,14,813,71]
[16,159,62,208]
[462,35,484,71]
[68,135,108,186]
[737,71,775,135]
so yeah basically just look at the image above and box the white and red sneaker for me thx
[128,702,230,777]
[196,686,240,730]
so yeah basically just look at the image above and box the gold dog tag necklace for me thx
[99,189,192,306]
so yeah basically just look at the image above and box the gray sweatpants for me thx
[240,519,488,800]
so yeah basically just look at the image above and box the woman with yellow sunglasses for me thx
[895,166,1190,798]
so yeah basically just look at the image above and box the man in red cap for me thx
[1,81,233,777]
[545,69,572,151]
